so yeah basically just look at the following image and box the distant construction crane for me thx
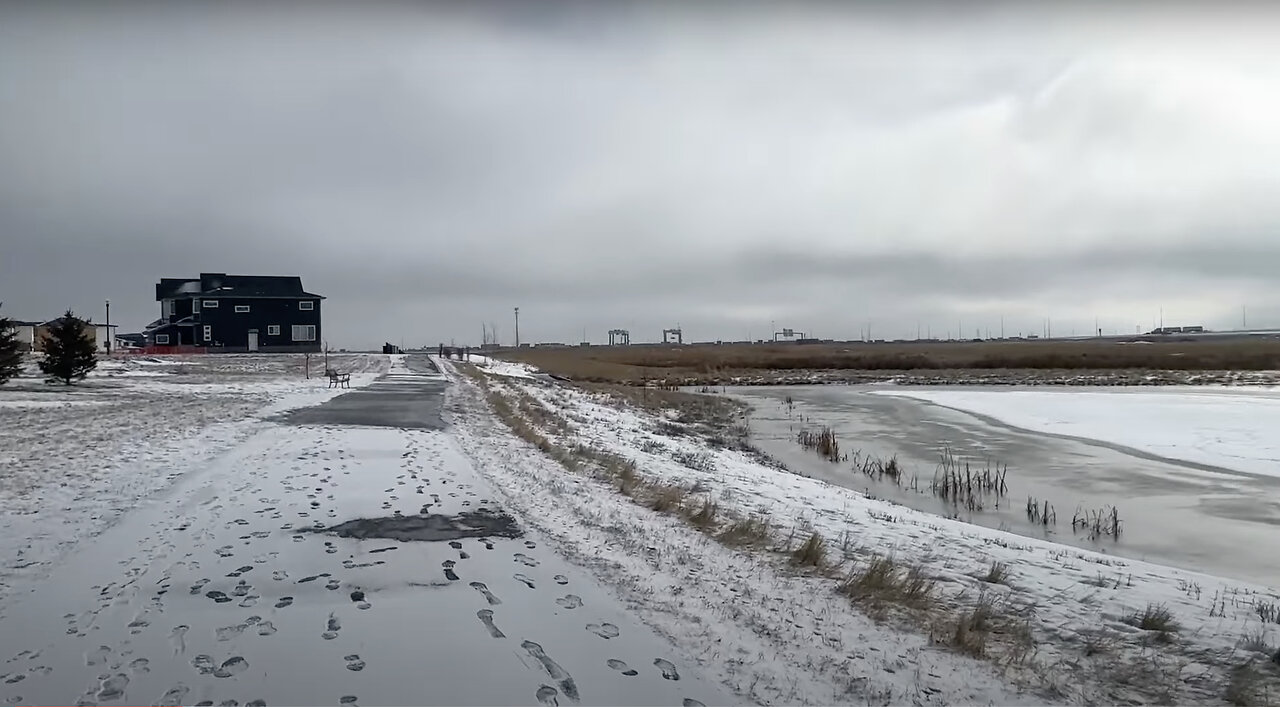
[608,329,630,346]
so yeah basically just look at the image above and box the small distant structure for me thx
[1149,325,1205,335]
[438,344,470,360]
[774,328,805,342]
[382,342,402,354]
[662,327,683,345]
[608,329,631,346]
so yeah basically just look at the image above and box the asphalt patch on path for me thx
[277,356,446,430]
[308,509,524,542]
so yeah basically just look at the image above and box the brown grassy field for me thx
[500,338,1280,384]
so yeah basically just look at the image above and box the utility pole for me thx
[1000,315,1004,340]
[1244,305,1248,329]
[104,299,111,354]
[514,307,520,348]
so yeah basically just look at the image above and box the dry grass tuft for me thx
[951,594,998,657]
[791,532,828,569]
[1123,603,1179,641]
[841,554,935,609]
[983,560,1011,585]
[648,484,688,513]
[1226,660,1268,706]
[717,515,772,548]
[685,496,719,529]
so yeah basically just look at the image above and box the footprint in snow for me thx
[213,656,248,678]
[513,574,535,589]
[554,575,569,585]
[513,553,539,567]
[536,685,559,707]
[586,623,620,639]
[654,658,680,681]
[607,659,638,676]
[344,654,365,672]
[682,700,706,707]
[555,595,583,610]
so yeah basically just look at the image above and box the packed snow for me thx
[871,387,1280,479]
[0,353,389,607]
[439,359,1280,704]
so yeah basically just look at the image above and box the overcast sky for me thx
[4,2,1280,348]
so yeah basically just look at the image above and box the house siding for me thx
[196,297,321,352]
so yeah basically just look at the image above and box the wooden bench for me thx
[325,369,351,389]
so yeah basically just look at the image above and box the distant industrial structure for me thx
[662,327,683,344]
[608,329,630,345]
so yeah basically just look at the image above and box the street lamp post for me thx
[105,299,111,354]
[514,307,520,348]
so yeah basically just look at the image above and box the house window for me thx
[299,301,314,310]
[203,325,212,342]
[268,325,280,336]
[165,300,175,317]
[291,324,316,342]
[193,299,201,313]
[203,299,219,308]
[155,334,170,344]
[235,305,250,313]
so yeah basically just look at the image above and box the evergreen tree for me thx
[37,309,97,385]
[0,303,22,385]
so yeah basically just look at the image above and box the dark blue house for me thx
[146,273,324,352]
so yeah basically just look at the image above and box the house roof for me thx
[38,317,117,328]
[156,273,324,301]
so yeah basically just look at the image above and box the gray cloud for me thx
[3,2,1280,347]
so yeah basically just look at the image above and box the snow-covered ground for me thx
[871,387,1280,479]
[0,357,727,707]
[466,354,537,379]
[0,353,389,607]
[439,359,1280,704]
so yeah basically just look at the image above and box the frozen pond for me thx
[731,385,1280,587]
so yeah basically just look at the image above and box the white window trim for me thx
[203,325,212,342]
[203,299,219,308]
[268,325,281,336]
[299,301,314,310]
[235,305,250,313]
[155,334,170,344]
[291,324,316,342]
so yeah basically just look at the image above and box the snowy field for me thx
[0,353,389,607]
[871,387,1280,479]
[441,359,1280,705]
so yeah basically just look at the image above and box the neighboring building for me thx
[36,320,117,353]
[5,318,116,353]
[146,273,324,352]
[6,321,41,352]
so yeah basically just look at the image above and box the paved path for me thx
[0,357,727,706]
